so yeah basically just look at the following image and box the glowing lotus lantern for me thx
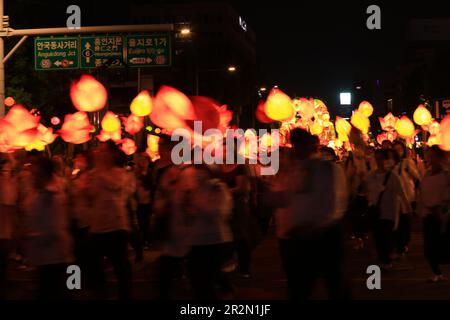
[130,90,153,117]
[97,129,122,142]
[413,104,432,126]
[439,115,450,151]
[11,128,38,148]
[59,111,93,144]
[150,93,188,131]
[256,100,272,123]
[335,116,351,136]
[146,134,160,161]
[123,114,144,135]
[101,111,121,132]
[427,136,440,147]
[264,89,295,122]
[351,110,370,134]
[157,86,195,120]
[395,116,415,138]
[4,105,40,132]
[4,97,15,107]
[379,113,398,131]
[70,75,107,112]
[296,98,315,120]
[429,121,440,136]
[310,121,323,136]
[120,138,137,156]
[37,124,57,144]
[358,101,373,117]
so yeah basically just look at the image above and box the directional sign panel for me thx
[35,37,79,70]
[125,33,171,67]
[80,35,124,69]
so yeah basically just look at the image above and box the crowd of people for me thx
[0,128,449,300]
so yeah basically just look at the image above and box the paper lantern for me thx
[187,96,221,134]
[37,124,57,144]
[59,112,93,144]
[150,94,188,131]
[97,129,122,142]
[11,128,38,148]
[256,100,272,123]
[296,98,315,120]
[395,116,415,138]
[439,115,450,151]
[358,101,373,117]
[351,110,370,134]
[264,89,295,122]
[379,113,398,131]
[310,121,323,136]
[335,116,352,140]
[157,86,195,120]
[413,104,432,126]
[101,111,121,132]
[427,136,440,147]
[70,75,107,112]
[429,121,440,136]
[4,97,15,107]
[120,138,137,156]
[217,104,233,134]
[51,116,61,126]
[123,114,144,135]
[130,90,153,117]
[146,134,160,161]
[4,105,40,132]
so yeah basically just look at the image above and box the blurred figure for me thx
[134,152,153,250]
[366,149,410,269]
[319,146,337,162]
[268,128,349,300]
[418,146,450,282]
[88,142,133,299]
[393,141,420,255]
[70,151,94,289]
[23,156,74,300]
[176,164,234,300]
[220,140,262,278]
[381,140,393,150]
[0,157,18,298]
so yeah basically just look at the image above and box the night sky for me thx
[7,0,450,109]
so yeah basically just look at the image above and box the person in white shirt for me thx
[366,149,411,269]
[418,146,450,283]
[393,141,420,255]
[268,128,349,300]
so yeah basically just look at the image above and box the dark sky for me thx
[7,0,450,107]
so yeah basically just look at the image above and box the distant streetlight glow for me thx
[180,28,191,35]
[228,66,236,72]
[259,87,267,92]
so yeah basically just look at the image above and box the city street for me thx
[5,221,450,300]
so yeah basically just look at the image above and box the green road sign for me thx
[125,33,171,67]
[80,35,124,68]
[34,37,79,70]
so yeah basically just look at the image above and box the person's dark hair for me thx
[429,145,446,159]
[386,149,400,163]
[319,146,337,161]
[381,140,393,149]
[374,148,390,160]
[393,140,407,159]
[75,150,94,170]
[290,128,318,157]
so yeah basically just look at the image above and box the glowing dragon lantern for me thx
[70,75,108,112]
[351,110,370,134]
[59,111,93,144]
[413,104,432,126]
[264,88,295,122]
[130,90,153,117]
[123,114,144,135]
[439,115,450,151]
[379,113,398,131]
[358,101,373,118]
[120,138,137,156]
[395,116,415,138]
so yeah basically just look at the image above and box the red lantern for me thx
[123,114,144,135]
[70,75,107,112]
[4,97,15,107]
[157,86,196,120]
[256,100,273,124]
